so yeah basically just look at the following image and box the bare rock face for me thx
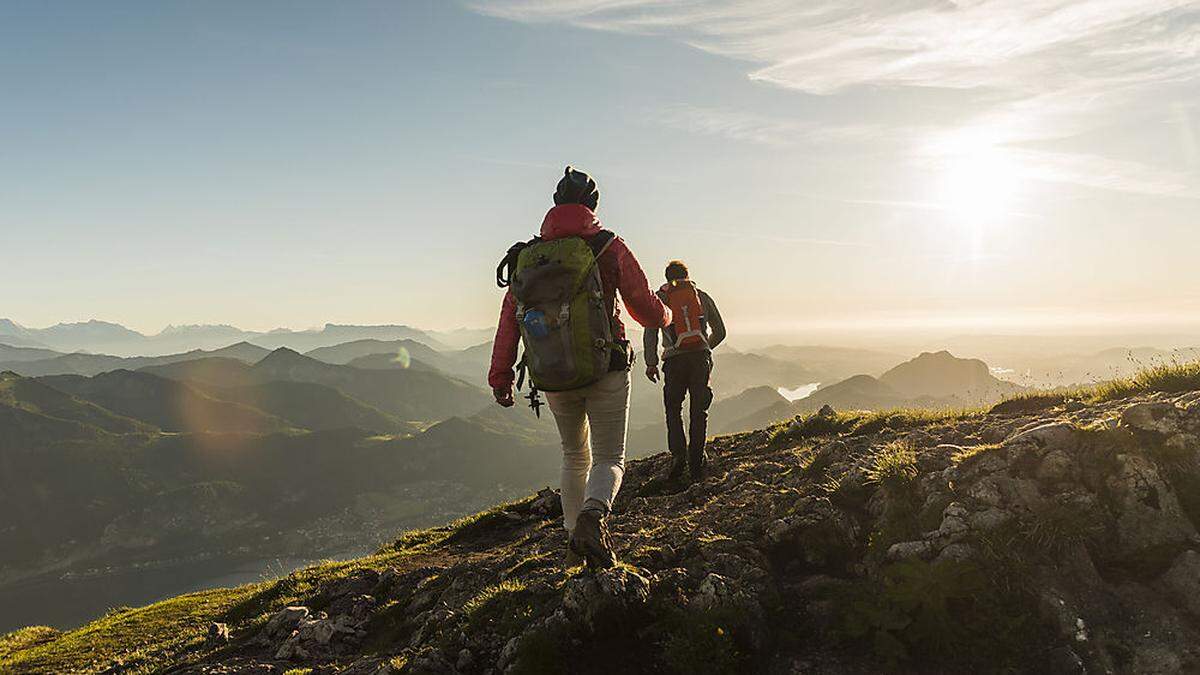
[1105,453,1198,566]
[562,566,651,632]
[1160,550,1200,617]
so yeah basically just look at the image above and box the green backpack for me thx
[502,231,618,393]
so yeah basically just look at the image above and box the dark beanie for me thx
[553,166,599,210]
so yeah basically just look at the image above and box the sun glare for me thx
[940,150,1019,224]
[930,128,1022,228]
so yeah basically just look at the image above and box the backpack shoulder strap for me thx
[496,236,541,288]
[587,229,616,259]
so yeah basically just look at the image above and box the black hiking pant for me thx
[663,351,714,467]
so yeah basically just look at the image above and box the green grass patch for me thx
[463,579,531,632]
[0,585,261,674]
[0,626,60,663]
[0,546,421,674]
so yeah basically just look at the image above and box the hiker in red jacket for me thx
[489,167,671,568]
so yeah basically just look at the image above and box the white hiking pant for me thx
[544,369,631,532]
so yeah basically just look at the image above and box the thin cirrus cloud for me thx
[470,0,1200,199]
[656,105,893,148]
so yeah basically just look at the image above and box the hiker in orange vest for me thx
[643,260,726,483]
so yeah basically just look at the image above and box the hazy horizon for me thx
[4,1,1197,336]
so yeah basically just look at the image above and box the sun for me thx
[929,129,1022,227]
[940,150,1019,225]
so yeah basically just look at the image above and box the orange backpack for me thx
[661,280,707,350]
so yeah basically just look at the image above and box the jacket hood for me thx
[540,204,602,240]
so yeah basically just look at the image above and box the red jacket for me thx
[488,204,671,390]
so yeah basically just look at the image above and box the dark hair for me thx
[665,260,689,281]
[553,166,599,210]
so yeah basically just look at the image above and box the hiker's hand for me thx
[645,365,659,383]
[494,387,515,407]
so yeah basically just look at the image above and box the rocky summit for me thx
[5,387,1200,674]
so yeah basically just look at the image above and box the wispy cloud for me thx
[471,0,1198,94]
[470,0,1200,198]
[656,104,888,147]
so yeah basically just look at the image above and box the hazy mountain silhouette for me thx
[342,353,441,372]
[252,348,489,422]
[721,352,1024,432]
[757,344,907,381]
[709,351,819,398]
[708,385,789,432]
[308,338,493,385]
[879,350,1022,400]
[0,341,271,378]
[0,319,456,357]
[206,381,419,435]
[39,370,291,434]
[140,356,257,387]
[0,344,62,363]
[305,338,445,367]
[0,371,152,435]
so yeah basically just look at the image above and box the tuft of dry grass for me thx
[866,441,919,494]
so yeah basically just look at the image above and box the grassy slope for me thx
[0,505,511,674]
[0,372,152,435]
[4,361,1199,674]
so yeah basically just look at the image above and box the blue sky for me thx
[3,1,1198,337]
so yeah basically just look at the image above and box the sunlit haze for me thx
[4,1,1198,339]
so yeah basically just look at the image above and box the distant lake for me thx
[778,383,820,401]
[0,550,367,634]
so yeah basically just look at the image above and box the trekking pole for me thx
[525,388,543,418]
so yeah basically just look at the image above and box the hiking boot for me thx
[564,544,584,570]
[665,454,687,482]
[570,509,617,569]
[688,448,708,482]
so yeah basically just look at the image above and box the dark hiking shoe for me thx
[570,509,617,570]
[688,448,708,482]
[564,544,584,570]
[665,454,687,482]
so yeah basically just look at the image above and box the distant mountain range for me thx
[0,342,549,593]
[716,351,1025,434]
[0,319,492,357]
